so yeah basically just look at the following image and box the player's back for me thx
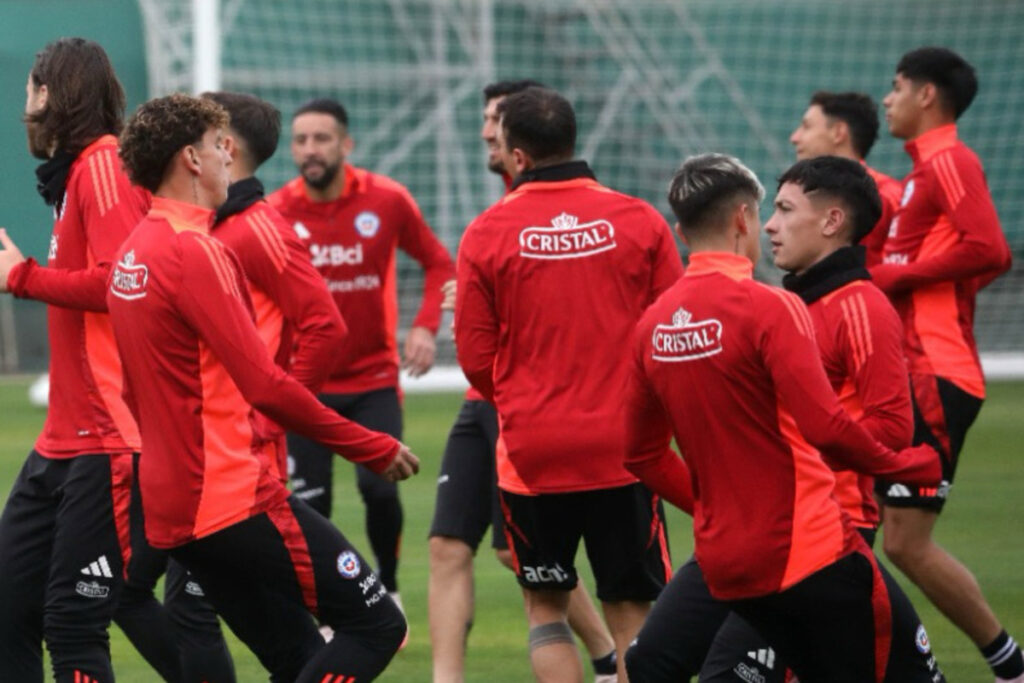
[460,172,682,494]
[634,252,853,599]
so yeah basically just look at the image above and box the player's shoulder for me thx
[748,281,815,336]
[361,168,419,205]
[68,135,130,193]
[266,177,306,209]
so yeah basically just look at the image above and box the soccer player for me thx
[872,47,1021,682]
[685,156,919,683]
[789,91,903,265]
[0,38,146,683]
[455,86,682,682]
[623,153,945,681]
[428,79,618,683]
[110,93,418,682]
[269,98,455,603]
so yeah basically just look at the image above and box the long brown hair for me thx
[25,38,126,156]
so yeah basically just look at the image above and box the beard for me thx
[302,159,341,191]
[25,121,51,160]
[487,155,505,174]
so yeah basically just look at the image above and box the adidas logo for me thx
[293,221,311,240]
[887,483,913,498]
[747,647,775,669]
[81,555,113,579]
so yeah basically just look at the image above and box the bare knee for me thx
[494,548,514,571]
[882,509,937,571]
[430,536,473,572]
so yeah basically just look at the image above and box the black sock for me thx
[592,649,617,675]
[982,630,1024,679]
[364,496,403,592]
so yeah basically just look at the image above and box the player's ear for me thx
[917,82,939,111]
[222,134,237,158]
[512,147,532,174]
[182,144,201,175]
[822,206,845,237]
[734,202,751,236]
[341,134,354,157]
[832,120,849,148]
[674,221,689,246]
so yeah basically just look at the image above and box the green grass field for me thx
[0,377,1021,681]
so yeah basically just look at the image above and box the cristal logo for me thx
[651,307,723,362]
[311,243,364,267]
[110,250,149,301]
[519,212,616,260]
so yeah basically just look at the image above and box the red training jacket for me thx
[268,164,454,394]
[861,164,903,267]
[456,162,684,494]
[7,135,147,457]
[624,252,940,599]
[871,124,1011,399]
[106,196,400,548]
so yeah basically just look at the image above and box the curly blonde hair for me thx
[119,94,229,192]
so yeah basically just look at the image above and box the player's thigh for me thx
[163,558,223,641]
[499,489,584,593]
[429,401,495,550]
[48,454,132,630]
[728,553,877,683]
[627,556,729,681]
[700,612,787,683]
[582,483,669,603]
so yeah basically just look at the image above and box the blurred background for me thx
[2,0,1022,381]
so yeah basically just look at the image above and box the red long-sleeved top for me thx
[268,165,454,394]
[214,185,346,478]
[106,196,400,548]
[785,247,914,528]
[456,164,684,494]
[871,124,1011,399]
[624,252,940,599]
[861,164,903,267]
[7,135,147,458]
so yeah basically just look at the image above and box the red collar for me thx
[149,196,214,233]
[685,251,754,281]
[905,124,958,164]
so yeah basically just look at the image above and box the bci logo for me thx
[311,243,364,267]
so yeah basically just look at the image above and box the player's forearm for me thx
[412,265,455,333]
[813,411,940,485]
[625,449,694,515]
[288,309,346,392]
[8,259,110,311]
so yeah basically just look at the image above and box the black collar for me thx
[508,160,596,191]
[782,246,871,304]
[214,177,265,225]
[36,150,77,209]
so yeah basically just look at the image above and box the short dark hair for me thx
[483,79,545,102]
[26,38,126,156]
[201,91,281,168]
[668,154,764,235]
[119,94,229,193]
[777,156,882,244]
[497,87,575,165]
[896,47,978,119]
[293,97,348,128]
[809,91,880,159]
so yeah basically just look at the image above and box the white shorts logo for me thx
[354,211,381,238]
[915,624,931,654]
[651,307,723,362]
[337,551,361,579]
[76,580,110,599]
[519,213,616,260]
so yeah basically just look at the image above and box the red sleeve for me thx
[175,234,399,473]
[395,187,456,333]
[623,325,695,514]
[861,180,900,267]
[230,205,346,392]
[870,150,1011,293]
[454,220,498,401]
[838,290,914,450]
[758,287,939,484]
[647,208,685,300]
[8,157,147,311]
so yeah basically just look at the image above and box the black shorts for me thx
[428,399,506,551]
[726,548,944,683]
[876,374,983,512]
[287,387,403,517]
[499,483,670,602]
[169,495,405,682]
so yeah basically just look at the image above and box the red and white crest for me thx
[519,212,616,260]
[651,307,723,362]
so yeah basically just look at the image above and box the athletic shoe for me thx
[319,624,334,642]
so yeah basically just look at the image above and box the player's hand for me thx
[0,229,26,293]
[402,326,436,378]
[381,444,419,482]
[440,279,456,311]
